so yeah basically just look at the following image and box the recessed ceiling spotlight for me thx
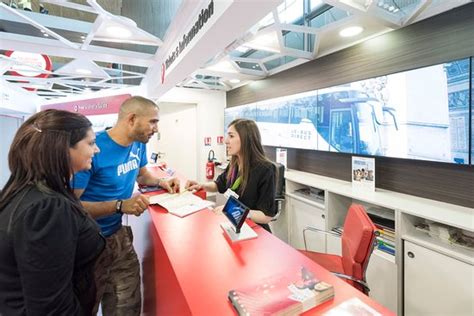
[106,25,132,38]
[76,68,92,75]
[229,78,240,84]
[43,33,49,37]
[339,26,364,37]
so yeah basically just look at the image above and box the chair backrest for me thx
[341,204,376,292]
[271,163,285,221]
[274,163,285,199]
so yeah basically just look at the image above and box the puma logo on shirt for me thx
[129,148,140,161]
[117,149,141,176]
[117,160,139,176]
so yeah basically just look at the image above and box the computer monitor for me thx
[222,196,250,234]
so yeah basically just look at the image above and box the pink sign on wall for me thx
[41,94,131,115]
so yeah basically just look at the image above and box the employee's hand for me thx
[185,180,202,191]
[159,177,180,193]
[212,205,224,215]
[122,194,150,216]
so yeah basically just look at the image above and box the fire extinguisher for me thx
[206,149,215,180]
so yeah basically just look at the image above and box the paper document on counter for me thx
[149,191,214,217]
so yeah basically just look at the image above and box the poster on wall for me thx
[224,58,472,165]
[352,156,375,192]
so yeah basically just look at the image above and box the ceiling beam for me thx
[0,32,155,67]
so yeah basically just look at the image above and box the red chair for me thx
[299,204,376,294]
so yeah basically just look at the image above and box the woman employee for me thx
[0,109,104,315]
[186,118,276,232]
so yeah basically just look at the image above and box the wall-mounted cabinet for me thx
[282,169,474,315]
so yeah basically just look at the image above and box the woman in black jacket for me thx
[0,109,105,315]
[186,119,276,232]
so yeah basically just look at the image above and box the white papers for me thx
[276,148,287,168]
[149,191,214,217]
[323,298,382,316]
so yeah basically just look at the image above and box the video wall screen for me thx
[225,57,473,165]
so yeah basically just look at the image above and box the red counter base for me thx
[142,203,395,316]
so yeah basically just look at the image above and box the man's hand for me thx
[122,194,150,216]
[159,177,180,193]
[185,180,202,191]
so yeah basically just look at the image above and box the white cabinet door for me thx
[288,197,326,252]
[366,250,398,313]
[404,241,474,316]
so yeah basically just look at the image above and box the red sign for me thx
[217,136,224,144]
[5,51,52,79]
[161,63,166,84]
[204,137,212,146]
[41,94,131,115]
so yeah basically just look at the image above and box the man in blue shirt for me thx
[74,96,179,315]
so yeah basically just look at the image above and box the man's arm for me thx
[74,189,150,218]
[136,167,180,193]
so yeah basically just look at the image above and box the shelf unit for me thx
[281,169,474,315]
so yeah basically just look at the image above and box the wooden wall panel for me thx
[228,5,474,208]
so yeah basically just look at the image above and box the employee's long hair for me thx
[227,119,272,194]
[0,109,92,211]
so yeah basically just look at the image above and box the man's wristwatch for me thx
[115,199,123,214]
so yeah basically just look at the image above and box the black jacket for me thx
[0,185,105,315]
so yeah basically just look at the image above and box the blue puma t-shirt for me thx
[73,130,147,237]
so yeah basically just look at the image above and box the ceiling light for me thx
[229,78,240,84]
[106,25,132,38]
[43,33,49,37]
[339,26,364,37]
[76,68,92,75]
[235,46,250,53]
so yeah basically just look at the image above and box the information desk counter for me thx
[142,201,394,316]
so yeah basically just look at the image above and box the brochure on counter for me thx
[149,191,214,217]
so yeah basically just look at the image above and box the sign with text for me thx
[276,148,287,169]
[217,135,224,144]
[162,0,215,82]
[41,94,131,115]
[204,137,212,146]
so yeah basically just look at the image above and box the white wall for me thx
[0,115,24,188]
[1,80,40,114]
[157,87,226,183]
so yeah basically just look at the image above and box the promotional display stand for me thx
[220,222,257,242]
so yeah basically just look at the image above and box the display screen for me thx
[222,196,249,231]
[225,58,473,165]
